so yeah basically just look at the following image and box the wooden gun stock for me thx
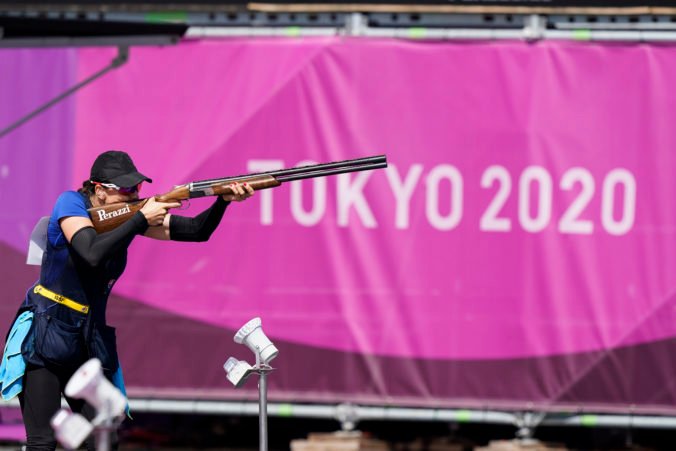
[87,155,387,233]
[89,199,148,234]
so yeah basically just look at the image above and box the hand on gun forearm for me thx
[221,182,254,202]
[141,197,182,226]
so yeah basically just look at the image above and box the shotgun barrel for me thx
[190,155,387,191]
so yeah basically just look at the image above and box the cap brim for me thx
[109,171,152,188]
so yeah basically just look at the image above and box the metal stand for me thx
[93,399,121,451]
[254,352,273,451]
[514,411,545,444]
[95,421,111,451]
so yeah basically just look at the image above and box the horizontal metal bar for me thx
[555,22,676,31]
[247,4,676,16]
[353,405,516,424]
[6,396,676,429]
[2,3,676,16]
[361,27,524,40]
[185,26,340,38]
[125,399,519,425]
[185,22,676,42]
[123,399,676,430]
[184,25,526,40]
[542,414,676,429]
[0,34,179,48]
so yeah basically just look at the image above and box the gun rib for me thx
[190,155,387,190]
[274,161,387,182]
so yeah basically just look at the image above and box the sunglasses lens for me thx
[119,183,141,194]
[94,181,142,194]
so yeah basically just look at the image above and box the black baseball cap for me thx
[90,150,152,188]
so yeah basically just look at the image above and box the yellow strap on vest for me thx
[34,285,89,314]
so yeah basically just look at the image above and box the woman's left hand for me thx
[221,182,254,202]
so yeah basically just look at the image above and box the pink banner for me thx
[0,38,655,410]
[74,39,676,359]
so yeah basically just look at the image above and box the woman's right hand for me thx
[140,197,181,226]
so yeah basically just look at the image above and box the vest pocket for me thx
[90,325,119,372]
[33,313,85,366]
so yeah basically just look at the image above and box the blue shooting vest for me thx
[20,191,131,374]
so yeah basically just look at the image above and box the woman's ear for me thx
[95,185,106,202]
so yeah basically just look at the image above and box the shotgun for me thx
[88,155,388,233]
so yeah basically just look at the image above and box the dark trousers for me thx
[19,364,118,451]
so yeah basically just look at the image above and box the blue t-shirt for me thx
[47,191,89,247]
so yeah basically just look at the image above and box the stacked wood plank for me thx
[393,437,466,451]
[291,431,389,451]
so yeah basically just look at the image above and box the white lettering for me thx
[558,167,594,234]
[238,159,636,237]
[385,163,423,230]
[337,172,377,228]
[426,165,463,231]
[518,166,552,233]
[97,205,131,222]
[480,165,512,232]
[248,160,284,225]
[291,160,326,227]
[601,169,636,236]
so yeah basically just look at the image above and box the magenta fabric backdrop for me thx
[74,39,676,359]
[3,39,676,411]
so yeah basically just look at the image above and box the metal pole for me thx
[95,426,110,451]
[95,400,112,451]
[185,24,676,42]
[0,45,128,140]
[259,371,268,451]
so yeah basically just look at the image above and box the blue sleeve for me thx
[47,191,89,247]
